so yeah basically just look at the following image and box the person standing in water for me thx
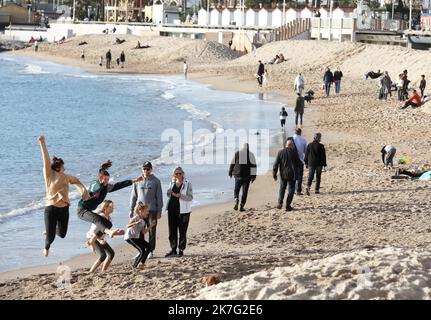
[38,135,89,257]
[77,160,142,238]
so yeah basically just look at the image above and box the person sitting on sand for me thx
[277,53,286,63]
[124,202,156,269]
[365,70,382,80]
[267,55,279,65]
[58,36,66,44]
[38,136,89,257]
[29,36,36,43]
[86,200,122,273]
[381,145,396,170]
[135,41,141,49]
[76,160,142,238]
[400,89,422,109]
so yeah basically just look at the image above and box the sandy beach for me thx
[1,34,431,300]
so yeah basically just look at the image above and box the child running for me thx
[86,200,122,273]
[77,160,142,238]
[279,106,288,130]
[38,135,89,257]
[124,202,156,269]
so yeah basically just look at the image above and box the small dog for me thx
[202,275,220,287]
[304,90,315,104]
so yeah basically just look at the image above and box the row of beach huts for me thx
[197,7,355,28]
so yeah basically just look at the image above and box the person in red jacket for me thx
[400,89,422,109]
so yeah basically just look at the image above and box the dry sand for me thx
[1,36,430,300]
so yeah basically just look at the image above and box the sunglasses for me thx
[175,172,183,175]
[142,167,152,171]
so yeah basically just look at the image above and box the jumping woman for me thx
[77,160,142,237]
[38,135,89,257]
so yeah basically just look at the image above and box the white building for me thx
[272,8,283,27]
[258,8,271,27]
[286,8,300,23]
[221,8,234,26]
[210,8,222,26]
[233,8,245,26]
[301,7,313,19]
[245,8,258,27]
[152,4,180,24]
[332,7,354,19]
[198,8,207,25]
[319,7,329,18]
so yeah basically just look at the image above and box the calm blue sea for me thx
[0,53,293,272]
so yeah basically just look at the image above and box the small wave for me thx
[20,64,50,75]
[161,91,175,100]
[176,103,210,120]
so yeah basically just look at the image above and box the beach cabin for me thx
[198,8,208,25]
[210,8,222,26]
[258,8,272,27]
[221,8,234,26]
[245,8,258,27]
[332,7,354,19]
[301,7,313,19]
[233,8,245,26]
[286,8,300,23]
[319,7,329,18]
[271,8,283,27]
[152,4,180,24]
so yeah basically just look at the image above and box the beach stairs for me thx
[254,19,311,45]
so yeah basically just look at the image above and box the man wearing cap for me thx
[304,133,327,195]
[129,161,163,257]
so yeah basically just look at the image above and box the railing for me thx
[254,18,311,44]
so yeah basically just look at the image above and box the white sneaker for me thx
[148,251,154,259]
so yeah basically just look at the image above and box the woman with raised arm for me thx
[38,135,89,257]
[77,160,142,238]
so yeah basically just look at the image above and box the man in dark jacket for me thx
[304,133,327,195]
[273,140,301,211]
[106,49,112,69]
[229,143,257,211]
[257,60,265,87]
[323,67,333,97]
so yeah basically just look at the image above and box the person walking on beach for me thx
[256,60,264,87]
[262,69,269,87]
[419,75,426,98]
[34,40,39,52]
[229,143,257,212]
[125,202,156,269]
[279,106,288,130]
[77,160,142,238]
[333,67,343,96]
[294,73,305,95]
[165,167,193,257]
[273,140,301,211]
[99,55,103,67]
[294,93,305,127]
[129,161,163,258]
[304,133,327,195]
[105,49,112,69]
[381,144,396,169]
[38,136,89,257]
[119,51,125,68]
[183,61,188,79]
[292,128,307,195]
[81,49,85,61]
[86,200,119,273]
[323,67,334,97]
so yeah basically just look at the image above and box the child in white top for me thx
[263,69,269,87]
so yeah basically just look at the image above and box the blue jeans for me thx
[295,163,304,193]
[278,178,295,208]
[325,82,331,96]
[335,80,341,95]
[307,166,323,191]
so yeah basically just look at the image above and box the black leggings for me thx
[126,238,151,268]
[77,206,112,232]
[44,205,69,250]
[295,113,303,125]
[94,240,115,262]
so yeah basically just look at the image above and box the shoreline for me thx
[0,51,310,281]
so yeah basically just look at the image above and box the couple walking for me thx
[273,130,327,210]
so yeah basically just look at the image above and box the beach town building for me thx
[0,2,38,26]
[104,0,148,22]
